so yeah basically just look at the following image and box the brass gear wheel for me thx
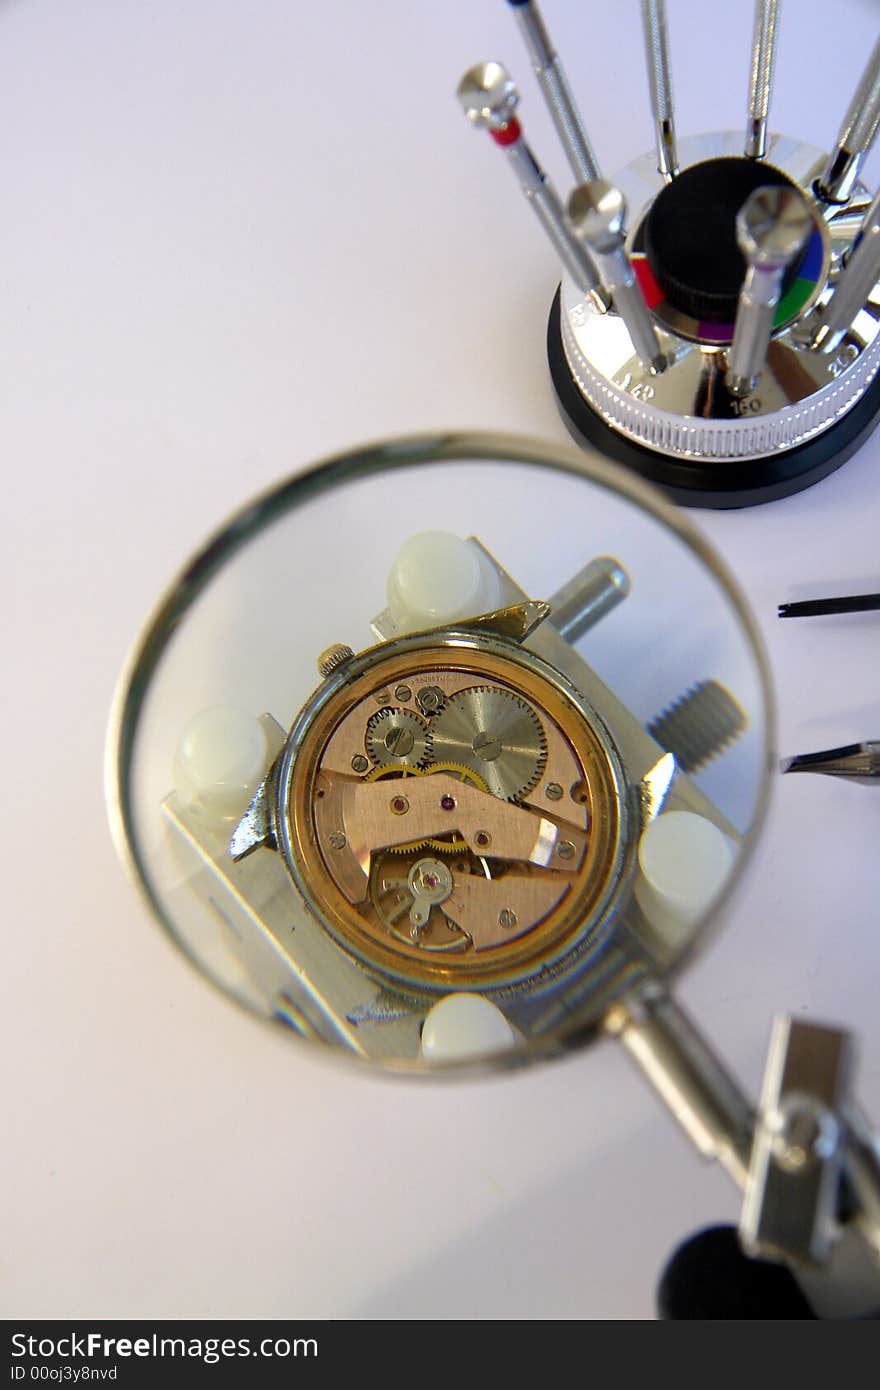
[363,764,424,782]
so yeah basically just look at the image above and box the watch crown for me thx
[317,643,355,679]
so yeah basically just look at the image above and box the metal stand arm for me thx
[604,978,880,1315]
[604,980,754,1188]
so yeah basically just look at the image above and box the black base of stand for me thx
[547,287,880,509]
[657,1225,816,1319]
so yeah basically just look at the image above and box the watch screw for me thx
[351,754,369,773]
[499,908,517,929]
[395,684,412,702]
[317,643,355,678]
[545,782,563,800]
[556,840,575,860]
[417,686,444,715]
[768,1095,840,1174]
[328,831,347,850]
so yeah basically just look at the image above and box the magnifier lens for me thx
[108,435,771,1071]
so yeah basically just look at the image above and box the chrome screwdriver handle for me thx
[507,0,600,183]
[745,0,781,159]
[728,185,812,396]
[568,181,665,374]
[457,61,603,301]
[811,188,880,350]
[640,0,679,179]
[817,35,880,203]
[456,7,880,503]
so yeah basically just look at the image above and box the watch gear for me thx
[370,849,469,953]
[365,707,431,769]
[363,763,423,782]
[369,840,576,957]
[429,685,547,801]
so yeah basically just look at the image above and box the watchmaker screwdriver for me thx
[460,1,880,504]
[745,0,781,160]
[457,61,603,303]
[780,742,880,782]
[567,180,666,375]
[640,0,679,179]
[817,33,880,203]
[727,184,812,396]
[809,187,880,352]
[507,0,600,184]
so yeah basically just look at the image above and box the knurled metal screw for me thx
[647,680,747,774]
[317,643,355,678]
[545,782,563,800]
[328,831,347,850]
[351,754,369,773]
[556,840,575,860]
[499,909,517,929]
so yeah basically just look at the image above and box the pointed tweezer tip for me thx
[779,742,880,780]
[778,752,834,775]
[778,593,880,618]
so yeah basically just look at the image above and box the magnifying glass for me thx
[106,432,879,1316]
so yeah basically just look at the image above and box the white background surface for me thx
[3,0,879,1320]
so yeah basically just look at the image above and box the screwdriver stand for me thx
[547,132,880,507]
[460,2,880,507]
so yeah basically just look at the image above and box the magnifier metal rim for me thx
[105,429,776,1076]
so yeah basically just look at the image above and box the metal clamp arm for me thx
[606,980,880,1310]
[604,981,755,1188]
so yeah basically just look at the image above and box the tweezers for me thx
[780,741,880,781]
[778,593,880,618]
